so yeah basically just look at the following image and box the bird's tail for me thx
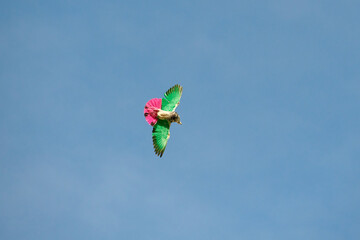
[144,98,162,126]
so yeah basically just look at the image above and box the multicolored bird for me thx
[144,84,183,157]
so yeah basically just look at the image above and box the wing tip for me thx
[152,135,165,158]
[165,84,183,96]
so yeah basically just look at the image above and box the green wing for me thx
[161,84,183,111]
[152,119,170,157]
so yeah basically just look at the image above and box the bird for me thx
[144,84,183,157]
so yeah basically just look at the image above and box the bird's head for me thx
[173,112,182,125]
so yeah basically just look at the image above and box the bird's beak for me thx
[179,122,182,125]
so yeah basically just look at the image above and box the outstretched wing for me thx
[152,119,170,157]
[161,84,183,111]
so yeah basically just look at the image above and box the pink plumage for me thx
[144,98,162,126]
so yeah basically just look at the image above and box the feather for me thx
[144,98,162,125]
[152,120,170,157]
[161,85,183,111]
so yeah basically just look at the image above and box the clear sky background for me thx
[1,1,359,239]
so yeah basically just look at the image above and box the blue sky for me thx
[1,0,359,239]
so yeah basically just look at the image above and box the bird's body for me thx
[144,84,183,157]
[157,109,181,123]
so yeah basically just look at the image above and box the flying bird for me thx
[144,84,183,157]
